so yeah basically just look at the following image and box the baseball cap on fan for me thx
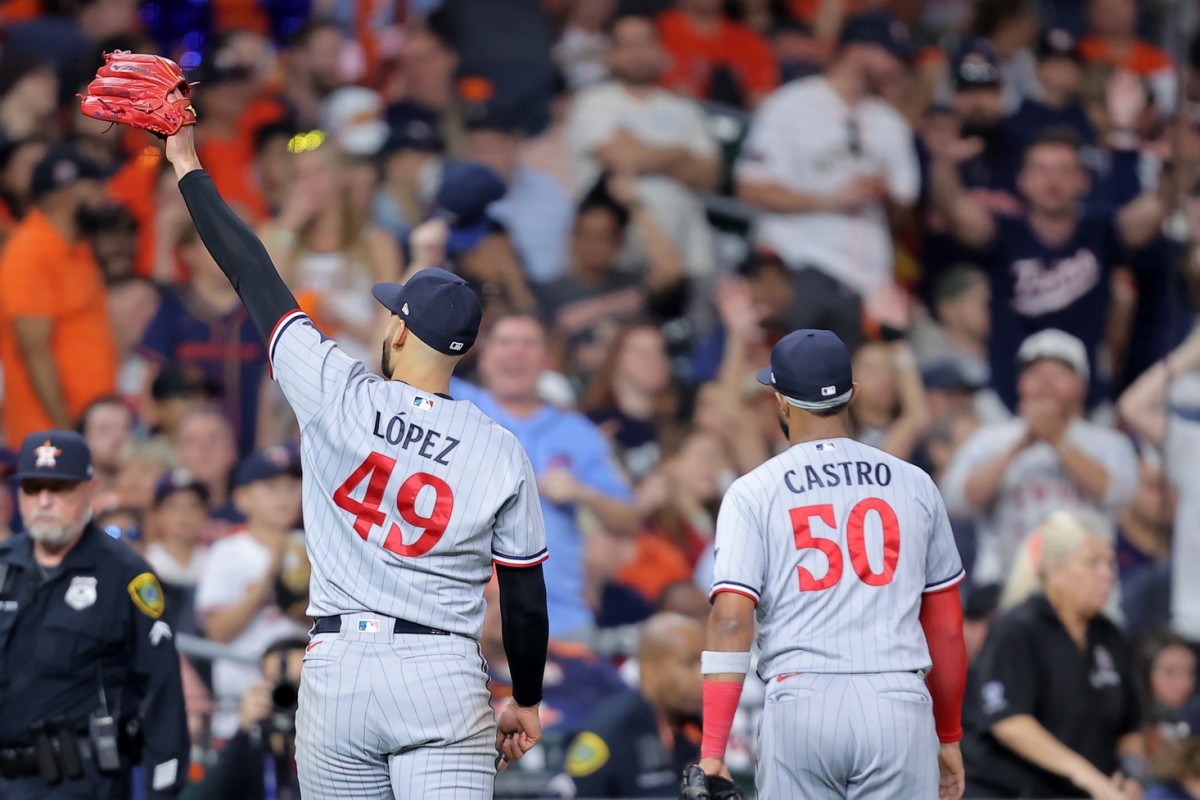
[837,11,917,62]
[757,330,854,411]
[433,161,507,257]
[1017,329,1090,382]
[323,87,389,156]
[30,145,102,201]
[372,267,484,356]
[952,38,1003,91]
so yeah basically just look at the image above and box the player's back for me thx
[293,353,545,640]
[711,437,963,678]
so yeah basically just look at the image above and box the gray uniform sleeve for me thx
[268,312,366,430]
[923,478,966,593]
[710,485,767,605]
[491,449,549,567]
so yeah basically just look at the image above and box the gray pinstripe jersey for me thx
[710,437,963,678]
[269,311,548,639]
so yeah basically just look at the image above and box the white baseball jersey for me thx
[268,311,548,639]
[711,437,963,678]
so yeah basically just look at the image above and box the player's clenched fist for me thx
[495,699,542,770]
[938,743,965,800]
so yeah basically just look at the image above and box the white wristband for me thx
[702,650,751,675]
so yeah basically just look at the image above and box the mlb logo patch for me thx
[815,442,836,452]
[413,396,436,411]
[358,619,381,633]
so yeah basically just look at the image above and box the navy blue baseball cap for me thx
[838,12,917,62]
[757,330,854,410]
[433,161,507,257]
[235,445,302,489]
[952,37,1003,90]
[13,430,93,482]
[154,468,211,506]
[372,267,484,356]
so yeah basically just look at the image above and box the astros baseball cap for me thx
[1037,27,1082,62]
[235,445,302,488]
[1017,328,1090,382]
[13,430,94,483]
[757,330,854,410]
[372,267,484,356]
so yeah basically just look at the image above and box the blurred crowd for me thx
[3,0,1200,797]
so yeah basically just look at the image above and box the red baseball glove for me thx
[78,51,197,137]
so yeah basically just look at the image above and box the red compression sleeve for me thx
[701,680,743,760]
[920,586,967,743]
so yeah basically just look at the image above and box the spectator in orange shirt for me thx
[657,0,779,109]
[1078,0,1176,113]
[0,145,117,446]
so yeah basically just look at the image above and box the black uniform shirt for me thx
[962,593,1140,798]
[0,526,190,796]
[564,691,700,798]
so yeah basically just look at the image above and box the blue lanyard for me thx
[263,752,277,800]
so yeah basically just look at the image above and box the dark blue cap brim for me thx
[372,282,405,314]
[12,470,86,483]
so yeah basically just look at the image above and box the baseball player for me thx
[77,56,549,799]
[697,330,968,800]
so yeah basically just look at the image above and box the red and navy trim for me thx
[492,548,549,568]
[709,581,760,606]
[267,309,307,379]
[923,569,966,594]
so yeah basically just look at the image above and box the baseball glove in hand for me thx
[680,765,746,800]
[78,51,197,137]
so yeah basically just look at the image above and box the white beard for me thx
[27,508,91,548]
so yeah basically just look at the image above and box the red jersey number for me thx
[333,452,454,557]
[791,499,900,591]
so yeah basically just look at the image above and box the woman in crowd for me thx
[259,140,401,364]
[963,511,1144,799]
[847,339,931,462]
[579,321,678,482]
[1137,630,1198,759]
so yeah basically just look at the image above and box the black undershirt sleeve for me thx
[495,564,549,707]
[177,169,299,342]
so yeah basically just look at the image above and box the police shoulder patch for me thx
[565,731,610,777]
[128,572,164,619]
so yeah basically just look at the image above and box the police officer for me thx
[561,613,704,798]
[0,430,189,799]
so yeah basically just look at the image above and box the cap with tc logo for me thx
[372,267,484,356]
[757,329,854,410]
[13,429,94,482]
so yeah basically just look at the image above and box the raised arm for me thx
[1118,327,1200,445]
[163,125,300,343]
[923,116,996,250]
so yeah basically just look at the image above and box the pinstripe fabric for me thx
[296,616,497,799]
[710,437,964,678]
[758,672,939,799]
[270,317,548,798]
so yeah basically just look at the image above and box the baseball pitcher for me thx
[78,54,550,799]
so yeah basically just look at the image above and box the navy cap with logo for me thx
[372,267,484,356]
[1037,27,1082,62]
[13,430,94,483]
[235,445,302,489]
[838,11,917,62]
[30,145,103,201]
[756,330,854,410]
[952,38,1003,90]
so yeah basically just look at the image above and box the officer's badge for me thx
[565,731,609,777]
[65,576,97,610]
[127,572,164,619]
